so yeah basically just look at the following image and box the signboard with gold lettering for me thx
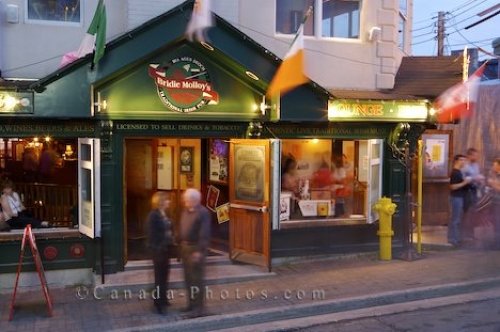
[328,100,429,122]
[0,92,33,114]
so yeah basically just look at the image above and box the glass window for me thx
[399,0,407,17]
[276,0,315,35]
[322,0,360,38]
[398,15,406,49]
[398,0,407,50]
[279,139,381,225]
[27,0,81,23]
[0,136,78,227]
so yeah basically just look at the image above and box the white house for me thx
[0,0,413,90]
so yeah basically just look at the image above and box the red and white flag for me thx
[434,63,486,123]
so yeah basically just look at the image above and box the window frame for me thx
[275,0,362,41]
[25,0,83,27]
[398,0,408,50]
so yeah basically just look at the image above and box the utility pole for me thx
[437,11,445,56]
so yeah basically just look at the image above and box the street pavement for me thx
[2,242,500,331]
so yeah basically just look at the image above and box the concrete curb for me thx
[215,287,500,332]
[110,276,500,332]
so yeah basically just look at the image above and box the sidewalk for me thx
[2,237,500,331]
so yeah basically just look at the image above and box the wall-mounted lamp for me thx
[368,26,381,42]
[94,99,108,113]
[257,95,272,115]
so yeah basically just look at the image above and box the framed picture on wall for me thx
[179,146,194,173]
[216,203,230,224]
[206,185,220,212]
[208,139,229,184]
[422,130,452,179]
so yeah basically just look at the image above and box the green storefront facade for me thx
[0,1,431,277]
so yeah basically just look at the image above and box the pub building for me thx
[0,1,431,284]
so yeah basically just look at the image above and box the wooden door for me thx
[229,139,271,270]
[125,139,155,261]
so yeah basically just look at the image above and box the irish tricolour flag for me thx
[266,8,312,97]
[60,0,107,67]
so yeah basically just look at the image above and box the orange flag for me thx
[267,9,312,98]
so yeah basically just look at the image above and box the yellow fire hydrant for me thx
[374,197,397,260]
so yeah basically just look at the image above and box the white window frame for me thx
[78,138,101,239]
[398,0,408,50]
[366,139,383,223]
[25,0,83,27]
[275,0,362,40]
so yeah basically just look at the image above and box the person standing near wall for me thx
[449,155,472,247]
[179,188,211,318]
[461,148,486,242]
[462,148,485,208]
[147,191,173,315]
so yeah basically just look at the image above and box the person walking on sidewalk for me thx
[147,191,173,315]
[487,158,500,249]
[449,155,472,247]
[179,188,211,318]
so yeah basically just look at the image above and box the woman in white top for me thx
[1,179,45,229]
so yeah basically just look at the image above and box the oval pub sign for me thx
[148,57,219,113]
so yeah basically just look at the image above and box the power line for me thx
[448,0,489,19]
[450,22,500,58]
[410,22,435,33]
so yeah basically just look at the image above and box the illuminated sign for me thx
[328,100,429,122]
[148,56,219,113]
[0,92,33,114]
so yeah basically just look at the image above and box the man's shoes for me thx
[184,308,208,318]
[154,303,167,315]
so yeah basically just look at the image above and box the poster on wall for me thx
[216,203,230,224]
[209,139,229,184]
[422,131,451,179]
[157,146,173,190]
[206,185,220,212]
[233,144,265,202]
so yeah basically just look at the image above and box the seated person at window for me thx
[331,156,351,218]
[282,157,300,196]
[1,179,48,229]
[282,156,300,213]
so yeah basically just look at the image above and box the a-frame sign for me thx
[9,225,53,320]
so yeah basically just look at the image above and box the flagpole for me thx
[290,6,313,45]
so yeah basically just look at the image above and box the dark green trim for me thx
[0,237,94,273]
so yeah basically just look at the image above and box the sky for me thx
[412,0,499,59]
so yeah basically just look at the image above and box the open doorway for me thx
[124,138,231,262]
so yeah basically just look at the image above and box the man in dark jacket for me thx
[179,188,211,317]
[449,155,472,247]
